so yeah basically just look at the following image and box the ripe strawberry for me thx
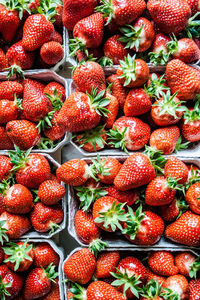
[147,0,191,35]
[23,78,45,92]
[124,88,152,117]
[148,251,179,276]
[158,197,189,222]
[181,103,200,142]
[105,186,138,206]
[189,278,200,299]
[107,74,128,108]
[56,159,89,186]
[0,100,19,125]
[0,48,8,71]
[3,184,33,214]
[38,180,65,206]
[103,92,119,129]
[87,280,126,300]
[30,202,63,233]
[0,156,13,182]
[0,126,14,150]
[95,251,120,278]
[162,275,189,299]
[93,196,126,232]
[185,182,200,214]
[64,248,96,284]
[0,211,31,240]
[75,210,101,244]
[40,279,60,300]
[40,41,64,65]
[63,0,97,30]
[186,0,199,14]
[109,116,150,152]
[174,252,197,278]
[150,126,181,155]
[111,256,147,299]
[51,30,63,44]
[165,211,200,246]
[0,81,23,101]
[146,268,165,286]
[96,0,146,26]
[0,264,24,299]
[6,120,41,150]
[166,59,200,101]
[123,206,164,245]
[117,55,149,88]
[33,242,60,268]
[94,157,122,184]
[119,17,155,52]
[114,153,156,191]
[164,156,189,184]
[44,82,65,102]
[73,61,106,94]
[24,264,58,299]
[3,240,34,272]
[44,111,66,141]
[103,35,129,65]
[149,33,171,65]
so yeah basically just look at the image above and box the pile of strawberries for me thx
[0,0,64,78]
[0,240,61,299]
[64,0,200,66]
[0,149,65,240]
[0,76,66,151]
[64,248,200,299]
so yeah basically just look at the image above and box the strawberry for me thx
[64,248,96,284]
[0,81,23,101]
[93,196,126,232]
[150,126,181,155]
[87,280,126,300]
[44,82,65,102]
[124,88,152,117]
[189,278,200,299]
[149,33,171,65]
[174,252,197,278]
[0,48,8,71]
[75,210,101,244]
[56,159,90,186]
[141,278,163,300]
[33,242,60,268]
[103,35,129,65]
[146,268,165,286]
[147,0,191,35]
[164,156,189,184]
[40,41,64,65]
[51,30,63,44]
[117,55,149,88]
[3,240,34,272]
[158,198,189,222]
[103,92,119,129]
[93,157,122,184]
[38,180,65,206]
[96,0,146,26]
[0,211,31,240]
[63,0,97,31]
[72,61,106,94]
[108,116,150,152]
[95,251,120,278]
[111,256,147,299]
[107,74,128,108]
[162,275,189,299]
[24,264,58,299]
[23,78,45,92]
[185,182,200,214]
[40,278,60,300]
[186,0,200,14]
[165,211,200,246]
[0,264,23,299]
[0,126,14,150]
[151,91,185,127]
[123,206,164,245]
[30,202,64,233]
[6,120,41,150]
[105,186,138,206]
[114,153,156,191]
[119,17,155,53]
[166,59,200,101]
[70,13,104,56]
[0,100,19,125]
[148,251,179,276]
[181,103,200,142]
[3,184,33,214]
[0,156,13,182]
[43,111,66,141]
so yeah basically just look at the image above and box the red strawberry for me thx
[149,251,179,277]
[0,126,14,150]
[24,264,58,299]
[166,59,200,101]
[146,268,165,286]
[40,41,64,65]
[158,198,189,222]
[103,34,129,65]
[33,242,60,268]
[164,156,189,184]
[103,92,119,129]
[0,81,23,101]
[4,184,33,214]
[95,251,120,279]
[186,0,199,14]
[0,211,31,240]
[44,82,65,102]
[23,78,45,92]
[94,157,122,184]
[174,252,197,277]
[30,202,64,233]
[3,240,34,272]
[75,210,101,244]
[0,3,21,42]
[165,211,200,246]
[114,153,156,191]
[150,126,181,155]
[40,279,60,300]
[38,180,65,206]
[181,103,200,142]
[105,186,138,206]
[64,248,96,284]
[123,206,164,245]
[124,88,152,117]
[96,0,146,26]
[0,48,8,71]
[87,280,126,300]
[63,0,97,30]
[109,116,150,152]
[189,278,200,299]
[0,156,13,182]
[149,33,171,65]
[117,55,149,88]
[56,159,89,186]
[162,275,189,299]
[0,264,23,299]
[44,111,66,141]
[51,30,63,44]
[185,182,200,214]
[147,0,191,35]
[107,74,128,108]
[93,196,126,232]
[0,100,19,125]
